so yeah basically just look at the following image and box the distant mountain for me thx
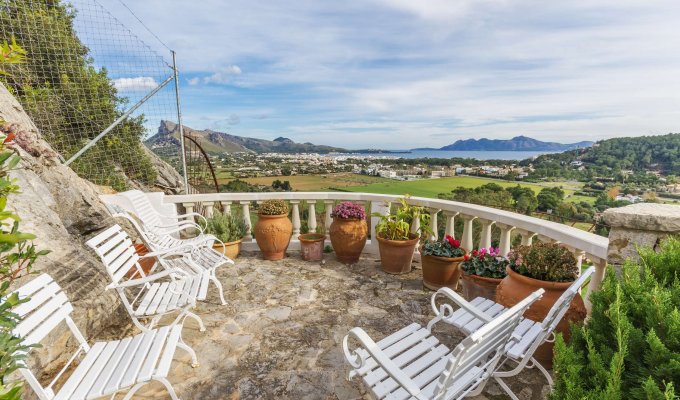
[145,121,348,154]
[417,135,594,152]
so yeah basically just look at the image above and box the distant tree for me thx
[537,187,563,212]
[281,166,292,176]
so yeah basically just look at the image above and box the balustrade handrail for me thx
[164,191,608,261]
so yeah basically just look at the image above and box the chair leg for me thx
[210,272,227,305]
[531,357,554,387]
[178,336,200,368]
[121,382,144,400]
[494,376,520,400]
[156,377,180,400]
[183,311,206,332]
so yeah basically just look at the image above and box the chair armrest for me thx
[431,287,493,323]
[343,328,426,399]
[107,269,177,289]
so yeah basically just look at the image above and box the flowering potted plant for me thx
[254,199,292,260]
[329,202,367,264]
[421,235,467,289]
[496,242,584,366]
[374,197,431,274]
[205,210,246,259]
[460,247,509,301]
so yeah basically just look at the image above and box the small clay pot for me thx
[496,266,587,367]
[213,239,242,260]
[421,251,466,290]
[254,213,292,260]
[376,234,419,274]
[329,218,367,264]
[299,233,325,262]
[461,274,502,301]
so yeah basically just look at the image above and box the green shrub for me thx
[551,236,680,399]
[373,196,431,241]
[258,199,288,216]
[205,211,245,243]
[508,242,578,282]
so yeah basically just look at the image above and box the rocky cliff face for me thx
[0,83,132,375]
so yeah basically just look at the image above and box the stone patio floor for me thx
[136,252,551,400]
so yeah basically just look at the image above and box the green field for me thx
[220,173,391,191]
[345,175,588,202]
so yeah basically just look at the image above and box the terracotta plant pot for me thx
[213,239,242,260]
[496,266,587,367]
[254,213,292,260]
[377,234,419,274]
[461,274,502,301]
[421,252,466,290]
[329,218,367,264]
[299,233,325,262]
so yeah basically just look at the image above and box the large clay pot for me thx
[461,274,502,301]
[329,218,367,264]
[254,214,292,260]
[496,266,587,367]
[421,252,466,290]
[299,233,325,262]
[377,234,419,274]
[213,239,242,260]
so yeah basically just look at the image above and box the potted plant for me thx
[329,201,367,264]
[299,233,325,261]
[254,200,292,260]
[421,235,467,290]
[205,210,246,259]
[459,247,508,301]
[374,196,431,274]
[496,242,585,366]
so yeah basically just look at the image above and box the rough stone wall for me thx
[604,203,680,265]
[0,83,132,376]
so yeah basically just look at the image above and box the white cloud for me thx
[112,76,159,91]
[193,65,243,85]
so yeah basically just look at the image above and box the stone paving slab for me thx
[135,253,550,399]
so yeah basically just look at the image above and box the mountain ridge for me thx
[416,135,593,151]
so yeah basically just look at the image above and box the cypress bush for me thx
[551,236,680,399]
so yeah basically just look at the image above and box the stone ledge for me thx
[603,203,680,232]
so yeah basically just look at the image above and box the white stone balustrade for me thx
[290,201,301,237]
[162,191,609,297]
[324,200,334,238]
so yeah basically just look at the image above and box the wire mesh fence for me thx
[0,0,187,191]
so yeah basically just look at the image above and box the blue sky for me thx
[100,0,680,149]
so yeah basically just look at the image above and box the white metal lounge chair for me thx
[432,266,595,399]
[343,288,544,399]
[86,224,208,333]
[119,189,208,236]
[101,196,232,305]
[13,273,197,400]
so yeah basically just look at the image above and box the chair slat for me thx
[53,342,107,400]
[103,334,145,395]
[70,340,120,399]
[15,292,69,337]
[138,326,171,381]
[154,326,181,379]
[90,336,134,398]
[119,330,158,388]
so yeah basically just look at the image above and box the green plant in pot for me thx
[205,210,246,259]
[374,196,431,274]
[421,235,467,290]
[254,199,292,260]
[460,247,509,301]
[496,242,583,367]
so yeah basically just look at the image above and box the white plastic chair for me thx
[433,266,596,399]
[13,273,197,400]
[343,288,544,399]
[86,224,208,333]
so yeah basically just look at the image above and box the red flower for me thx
[472,249,478,256]
[463,254,470,261]
[445,235,455,246]
[3,132,15,144]
[452,239,461,248]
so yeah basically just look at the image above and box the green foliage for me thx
[508,242,578,282]
[258,199,289,216]
[421,235,465,258]
[0,2,156,190]
[460,248,509,279]
[448,183,514,210]
[552,236,680,399]
[537,186,565,211]
[0,38,26,76]
[0,129,47,399]
[374,196,431,241]
[205,210,246,243]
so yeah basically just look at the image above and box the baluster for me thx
[307,200,317,233]
[478,219,495,250]
[203,201,214,218]
[443,211,458,237]
[183,202,196,223]
[497,223,515,256]
[515,228,535,246]
[585,255,607,313]
[368,200,391,255]
[240,201,252,240]
[460,214,477,252]
[429,209,439,241]
[290,200,301,237]
[324,200,334,238]
[220,201,232,215]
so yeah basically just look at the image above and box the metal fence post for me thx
[172,51,190,194]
